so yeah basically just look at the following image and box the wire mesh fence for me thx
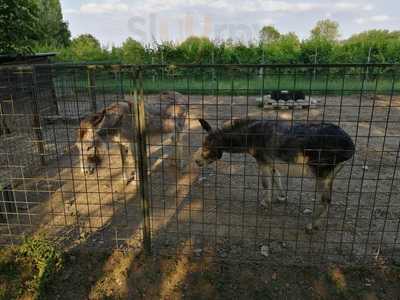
[0,63,399,265]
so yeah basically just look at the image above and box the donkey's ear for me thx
[98,111,122,129]
[88,111,105,127]
[198,119,212,132]
[95,112,123,137]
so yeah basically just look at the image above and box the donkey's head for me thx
[195,119,223,167]
[75,112,105,175]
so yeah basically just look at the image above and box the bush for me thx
[0,236,63,300]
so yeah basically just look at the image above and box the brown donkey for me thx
[76,91,187,183]
[194,118,355,233]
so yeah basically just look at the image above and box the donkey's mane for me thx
[86,110,105,125]
[222,118,257,132]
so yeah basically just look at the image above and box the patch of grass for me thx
[0,247,25,300]
[55,75,396,96]
[0,236,63,300]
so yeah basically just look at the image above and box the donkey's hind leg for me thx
[305,169,335,233]
[120,143,135,184]
[272,168,287,202]
[260,163,273,208]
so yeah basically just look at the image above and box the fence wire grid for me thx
[0,63,399,265]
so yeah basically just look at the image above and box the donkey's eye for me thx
[87,145,94,151]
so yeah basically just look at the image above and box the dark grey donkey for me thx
[194,118,355,233]
[76,91,187,183]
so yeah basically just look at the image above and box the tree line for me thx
[1,1,400,65]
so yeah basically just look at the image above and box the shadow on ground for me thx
[42,245,400,300]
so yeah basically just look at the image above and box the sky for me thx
[60,0,400,47]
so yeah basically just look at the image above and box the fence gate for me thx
[0,63,399,265]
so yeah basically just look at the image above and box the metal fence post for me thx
[0,103,10,136]
[50,65,59,116]
[131,67,152,255]
[87,66,97,112]
[31,66,46,165]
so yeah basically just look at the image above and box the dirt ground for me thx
[1,94,400,268]
[2,239,400,299]
[43,246,400,300]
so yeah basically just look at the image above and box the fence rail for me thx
[0,63,399,265]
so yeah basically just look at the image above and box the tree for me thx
[386,39,400,63]
[216,40,236,63]
[264,32,301,63]
[36,0,71,47]
[71,34,101,49]
[259,25,281,44]
[179,36,214,63]
[121,38,145,64]
[155,41,182,64]
[229,41,260,64]
[340,30,398,63]
[69,34,106,61]
[0,0,40,54]
[311,19,340,41]
[109,45,123,62]
[301,37,337,64]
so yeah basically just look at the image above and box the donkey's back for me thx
[248,121,355,175]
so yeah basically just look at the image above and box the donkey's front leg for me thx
[120,143,135,184]
[305,172,334,233]
[79,152,85,175]
[259,163,273,208]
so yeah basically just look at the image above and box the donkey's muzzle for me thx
[195,159,205,167]
[84,166,96,175]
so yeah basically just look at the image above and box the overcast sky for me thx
[60,0,399,47]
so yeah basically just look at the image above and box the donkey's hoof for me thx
[305,223,319,234]
[305,224,314,234]
[123,172,135,185]
[126,177,135,185]
[260,200,271,210]
[276,194,287,202]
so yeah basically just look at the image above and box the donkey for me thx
[76,91,187,183]
[194,118,355,233]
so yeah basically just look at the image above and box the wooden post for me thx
[31,67,46,165]
[87,66,97,112]
[131,67,152,255]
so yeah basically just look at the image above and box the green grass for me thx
[0,237,63,300]
[56,74,398,96]
[143,76,397,95]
